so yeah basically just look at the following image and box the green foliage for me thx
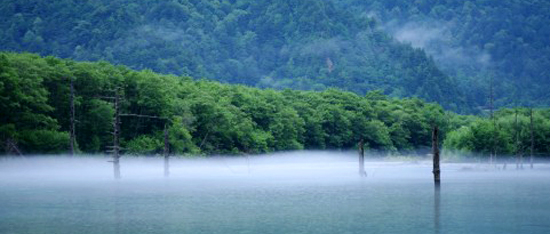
[126,135,162,155]
[169,117,199,155]
[18,129,69,154]
[4,52,549,158]
[363,120,392,150]
[0,52,461,155]
[0,53,57,130]
[444,108,550,157]
[444,127,475,154]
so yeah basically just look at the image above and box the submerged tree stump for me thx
[358,139,366,177]
[530,108,534,169]
[164,125,170,177]
[113,157,121,179]
[432,126,440,187]
[69,77,76,156]
[434,184,441,234]
[112,89,121,179]
[5,138,22,156]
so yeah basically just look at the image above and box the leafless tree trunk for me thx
[164,124,170,177]
[490,76,496,166]
[112,90,121,179]
[515,109,523,169]
[434,184,441,234]
[69,77,76,156]
[5,138,22,156]
[433,126,440,187]
[358,139,366,177]
[118,110,170,178]
[530,108,534,169]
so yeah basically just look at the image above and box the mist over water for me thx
[1,151,550,234]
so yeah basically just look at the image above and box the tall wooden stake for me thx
[530,108,534,169]
[432,126,440,187]
[358,139,366,177]
[164,124,170,177]
[113,89,121,179]
[69,77,76,156]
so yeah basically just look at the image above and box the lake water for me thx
[1,152,549,234]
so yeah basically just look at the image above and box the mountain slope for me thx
[0,0,466,111]
[335,0,550,109]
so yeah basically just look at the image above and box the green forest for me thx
[0,0,465,112]
[1,53,550,157]
[1,0,550,158]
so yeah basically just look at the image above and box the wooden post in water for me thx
[69,77,76,156]
[432,126,440,187]
[358,139,366,177]
[530,108,534,169]
[164,124,170,177]
[112,89,121,179]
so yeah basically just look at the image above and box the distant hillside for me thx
[336,0,550,109]
[0,0,466,111]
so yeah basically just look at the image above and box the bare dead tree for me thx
[5,138,22,156]
[164,124,170,177]
[489,75,496,166]
[112,89,121,179]
[120,112,170,177]
[432,126,440,188]
[69,77,76,156]
[530,108,534,169]
[358,139,366,177]
[92,92,121,179]
[100,88,172,179]
[515,109,524,169]
[434,180,441,234]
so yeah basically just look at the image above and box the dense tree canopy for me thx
[1,53,452,155]
[2,53,549,158]
[444,108,550,157]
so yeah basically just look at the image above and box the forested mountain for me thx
[0,0,465,111]
[3,1,550,156]
[336,0,550,109]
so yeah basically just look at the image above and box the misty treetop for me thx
[336,0,550,110]
[0,0,465,112]
[1,52,452,155]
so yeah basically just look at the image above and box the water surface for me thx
[1,152,549,234]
